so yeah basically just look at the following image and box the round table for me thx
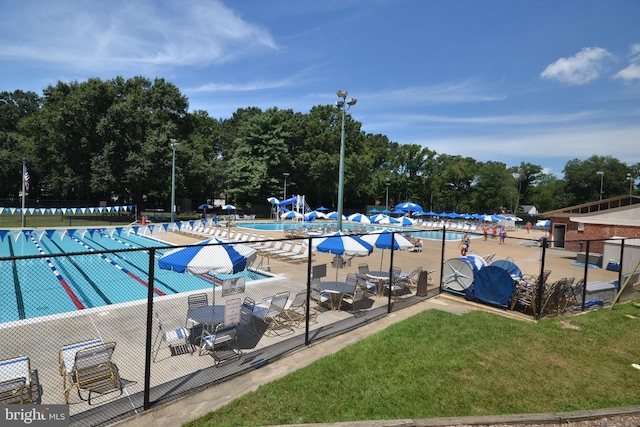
[366,271,391,296]
[319,281,355,310]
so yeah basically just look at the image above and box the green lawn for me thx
[185,303,640,427]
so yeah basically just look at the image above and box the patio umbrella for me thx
[158,238,257,275]
[312,232,374,256]
[281,210,303,220]
[266,197,280,204]
[222,205,236,210]
[312,232,373,279]
[376,216,402,225]
[396,202,423,212]
[326,211,346,221]
[368,208,381,213]
[369,213,389,223]
[348,213,371,224]
[305,210,325,220]
[315,206,329,211]
[361,229,413,270]
[390,209,406,215]
[198,204,214,210]
[399,217,415,226]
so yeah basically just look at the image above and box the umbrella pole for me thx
[379,249,386,271]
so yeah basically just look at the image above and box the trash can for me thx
[416,270,430,297]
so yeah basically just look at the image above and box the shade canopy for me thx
[158,238,257,275]
[360,229,414,251]
[221,204,236,210]
[198,203,214,210]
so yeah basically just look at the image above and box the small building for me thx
[540,195,640,255]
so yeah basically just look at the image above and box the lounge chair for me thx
[59,340,121,404]
[283,290,311,327]
[0,355,35,403]
[153,312,191,362]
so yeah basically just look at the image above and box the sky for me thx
[1,0,639,177]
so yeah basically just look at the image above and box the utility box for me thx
[416,270,430,296]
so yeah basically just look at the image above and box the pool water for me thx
[0,228,270,323]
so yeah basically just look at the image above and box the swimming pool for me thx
[236,222,466,240]
[0,228,270,323]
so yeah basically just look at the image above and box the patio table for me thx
[319,281,354,310]
[366,271,391,296]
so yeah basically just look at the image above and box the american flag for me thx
[23,165,30,191]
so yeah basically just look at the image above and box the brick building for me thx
[540,195,640,255]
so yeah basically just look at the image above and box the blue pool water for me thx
[237,222,465,241]
[0,228,270,323]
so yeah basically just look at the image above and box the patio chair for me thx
[356,273,378,297]
[384,267,409,299]
[243,292,293,336]
[310,278,331,309]
[199,322,242,365]
[60,341,121,404]
[186,293,209,326]
[358,263,370,275]
[153,312,191,362]
[398,267,423,289]
[284,289,311,327]
[339,282,368,316]
[0,356,35,404]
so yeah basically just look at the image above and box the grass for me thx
[184,303,640,427]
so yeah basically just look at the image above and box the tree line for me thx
[0,76,636,216]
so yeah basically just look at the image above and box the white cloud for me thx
[613,44,640,82]
[540,47,613,85]
[613,63,640,82]
[0,0,278,72]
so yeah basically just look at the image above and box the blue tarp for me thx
[465,266,515,308]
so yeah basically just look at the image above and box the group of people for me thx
[481,224,508,245]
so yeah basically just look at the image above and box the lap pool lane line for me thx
[28,232,85,310]
[5,237,26,320]
[86,230,182,294]
[69,233,166,296]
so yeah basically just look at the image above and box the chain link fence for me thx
[0,222,637,426]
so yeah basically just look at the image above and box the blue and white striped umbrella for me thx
[369,214,389,223]
[396,201,423,212]
[348,213,371,224]
[361,228,413,269]
[312,232,373,256]
[158,238,257,275]
[376,216,402,225]
[326,211,347,221]
[281,210,303,220]
[266,197,280,204]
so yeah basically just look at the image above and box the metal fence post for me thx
[143,247,156,409]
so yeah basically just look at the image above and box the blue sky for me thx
[1,0,639,177]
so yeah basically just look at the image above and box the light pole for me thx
[385,178,390,212]
[596,171,604,200]
[513,171,521,215]
[628,173,634,195]
[336,90,357,231]
[283,173,289,200]
[170,139,179,223]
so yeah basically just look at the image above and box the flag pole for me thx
[21,160,26,227]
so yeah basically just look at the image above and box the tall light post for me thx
[628,173,634,195]
[170,139,179,223]
[336,90,357,231]
[596,171,604,200]
[385,178,390,212]
[283,173,289,200]
[513,171,521,215]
